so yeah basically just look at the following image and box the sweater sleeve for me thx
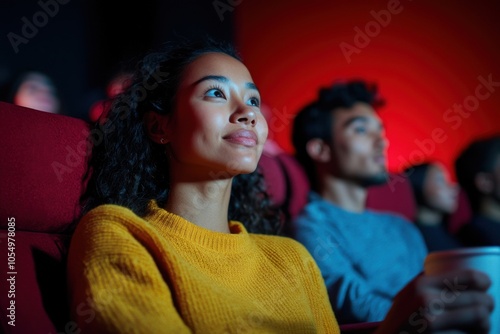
[67,209,192,334]
[290,241,341,334]
[322,249,392,323]
[294,222,392,323]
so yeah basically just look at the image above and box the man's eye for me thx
[206,88,225,98]
[248,97,260,107]
[354,127,367,134]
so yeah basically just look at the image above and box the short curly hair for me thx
[291,80,384,188]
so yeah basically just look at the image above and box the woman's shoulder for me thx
[80,203,139,224]
[74,203,148,239]
[69,203,162,261]
[84,202,137,216]
[251,233,316,262]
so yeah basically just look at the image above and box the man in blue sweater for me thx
[290,80,427,324]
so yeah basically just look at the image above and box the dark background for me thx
[0,0,234,119]
[2,0,500,178]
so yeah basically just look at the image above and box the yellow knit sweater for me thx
[67,201,339,333]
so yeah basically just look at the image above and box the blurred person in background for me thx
[88,69,134,122]
[404,162,463,252]
[3,70,61,114]
[455,135,500,246]
[291,80,427,324]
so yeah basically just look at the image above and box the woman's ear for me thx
[306,138,331,163]
[144,111,170,144]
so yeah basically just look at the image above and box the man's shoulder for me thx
[294,191,417,227]
[299,193,342,216]
[364,207,412,224]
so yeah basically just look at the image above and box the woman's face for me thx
[166,52,268,178]
[423,164,458,214]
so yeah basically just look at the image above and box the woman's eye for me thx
[248,97,260,107]
[206,88,225,98]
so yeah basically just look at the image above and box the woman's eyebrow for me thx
[192,75,228,86]
[246,82,260,93]
[192,75,260,93]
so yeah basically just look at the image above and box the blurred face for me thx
[13,72,60,114]
[329,102,388,186]
[106,72,133,97]
[166,52,267,178]
[490,155,500,203]
[423,164,458,213]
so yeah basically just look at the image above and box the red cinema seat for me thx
[366,173,417,221]
[258,151,310,231]
[0,102,89,334]
[0,101,384,334]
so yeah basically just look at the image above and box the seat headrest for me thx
[0,102,89,232]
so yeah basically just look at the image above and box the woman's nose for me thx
[231,104,256,126]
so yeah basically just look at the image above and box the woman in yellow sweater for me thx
[68,39,493,333]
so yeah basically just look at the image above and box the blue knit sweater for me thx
[292,192,427,324]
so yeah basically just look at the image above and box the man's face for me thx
[328,102,388,186]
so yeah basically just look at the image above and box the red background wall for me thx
[235,0,500,180]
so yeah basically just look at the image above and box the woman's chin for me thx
[228,163,259,176]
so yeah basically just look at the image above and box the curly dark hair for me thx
[455,135,500,211]
[80,38,281,235]
[403,162,432,207]
[291,80,384,189]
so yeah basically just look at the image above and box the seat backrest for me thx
[258,153,416,229]
[258,152,310,233]
[366,173,417,222]
[366,172,473,233]
[0,102,89,333]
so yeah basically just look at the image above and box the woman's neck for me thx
[166,167,233,233]
[480,197,500,223]
[416,206,443,226]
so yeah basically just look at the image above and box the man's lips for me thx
[223,129,258,147]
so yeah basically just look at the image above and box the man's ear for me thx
[475,172,494,195]
[144,111,170,144]
[306,138,331,163]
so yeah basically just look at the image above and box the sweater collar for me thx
[144,200,253,253]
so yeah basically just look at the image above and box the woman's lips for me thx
[223,129,258,147]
